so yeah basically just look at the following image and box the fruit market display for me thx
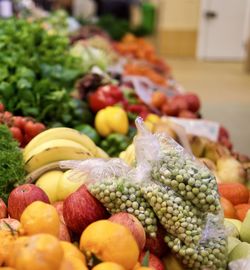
[1,10,250,270]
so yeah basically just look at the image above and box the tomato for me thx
[2,111,13,124]
[0,103,4,112]
[24,121,46,138]
[12,116,27,131]
[9,127,23,145]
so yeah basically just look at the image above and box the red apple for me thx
[220,136,233,150]
[139,251,165,270]
[145,225,168,258]
[219,126,230,140]
[63,185,108,234]
[0,218,21,232]
[178,110,197,119]
[0,198,7,219]
[161,102,179,116]
[8,184,50,220]
[58,222,71,242]
[171,96,188,114]
[53,201,65,224]
[109,212,146,251]
[184,93,200,113]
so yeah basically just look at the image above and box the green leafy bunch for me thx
[0,18,84,126]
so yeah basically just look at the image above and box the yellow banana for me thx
[95,147,109,159]
[24,127,97,159]
[25,139,94,173]
[119,144,136,166]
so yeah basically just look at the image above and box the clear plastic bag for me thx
[134,117,227,270]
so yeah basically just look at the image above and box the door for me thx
[197,0,249,60]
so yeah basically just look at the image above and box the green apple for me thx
[240,210,250,243]
[224,218,242,238]
[57,170,86,201]
[36,170,63,203]
[229,242,250,262]
[228,237,241,254]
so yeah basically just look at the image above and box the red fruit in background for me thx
[0,198,7,219]
[63,185,109,235]
[235,204,250,221]
[161,102,179,116]
[219,126,230,140]
[2,111,12,124]
[178,110,197,119]
[8,184,50,220]
[109,212,146,251]
[23,133,34,145]
[12,116,27,130]
[0,103,4,112]
[9,126,23,145]
[139,251,164,270]
[220,136,233,150]
[145,225,168,258]
[24,121,46,138]
[0,218,21,232]
[171,96,188,113]
[184,93,201,113]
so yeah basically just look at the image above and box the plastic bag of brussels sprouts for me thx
[60,158,158,237]
[133,117,227,270]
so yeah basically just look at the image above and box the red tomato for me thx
[10,127,23,145]
[24,121,46,138]
[2,111,13,124]
[0,103,4,112]
[12,116,27,131]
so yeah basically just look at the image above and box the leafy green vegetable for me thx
[0,18,84,127]
[0,125,26,202]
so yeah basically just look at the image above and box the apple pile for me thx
[151,91,201,119]
[0,103,46,147]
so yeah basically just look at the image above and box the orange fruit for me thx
[60,257,88,270]
[80,220,139,270]
[60,241,86,264]
[92,262,126,270]
[0,268,16,269]
[220,197,237,219]
[20,201,60,236]
[8,234,63,270]
[0,230,18,266]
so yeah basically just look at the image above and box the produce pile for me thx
[0,11,250,270]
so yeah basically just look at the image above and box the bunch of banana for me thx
[23,127,109,174]
[119,144,136,166]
